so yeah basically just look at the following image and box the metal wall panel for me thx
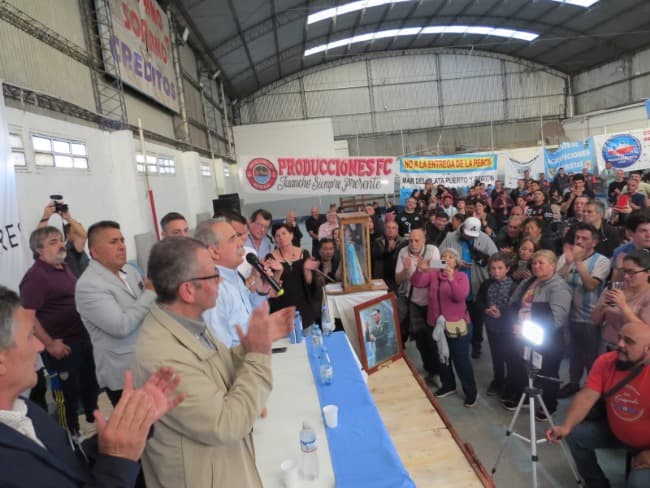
[265,78,302,95]
[183,80,204,122]
[375,107,440,133]
[632,75,650,102]
[444,101,504,126]
[189,124,208,149]
[441,76,503,105]
[439,54,502,79]
[305,88,370,117]
[633,48,650,75]
[573,59,626,94]
[370,55,437,84]
[576,84,629,114]
[0,23,95,111]
[506,71,564,99]
[9,0,87,48]
[332,114,373,137]
[179,43,199,82]
[255,93,303,122]
[372,81,438,111]
[303,62,367,91]
[124,93,175,138]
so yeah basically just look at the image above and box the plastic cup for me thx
[323,404,339,428]
[280,459,298,488]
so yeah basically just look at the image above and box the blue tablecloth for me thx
[306,331,415,488]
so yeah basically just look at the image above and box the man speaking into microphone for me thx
[195,218,283,347]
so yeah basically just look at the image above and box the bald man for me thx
[547,322,650,487]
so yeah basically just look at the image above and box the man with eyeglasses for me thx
[131,237,294,488]
[75,221,156,406]
[195,218,281,347]
[246,209,273,258]
[611,209,650,283]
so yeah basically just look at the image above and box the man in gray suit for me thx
[75,221,156,406]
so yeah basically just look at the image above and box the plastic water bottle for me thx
[311,323,323,358]
[293,311,303,344]
[321,303,333,336]
[319,346,333,385]
[300,420,319,480]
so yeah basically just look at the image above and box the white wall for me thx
[10,107,219,262]
[562,102,650,141]
[233,118,352,218]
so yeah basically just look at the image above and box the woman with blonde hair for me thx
[501,250,571,420]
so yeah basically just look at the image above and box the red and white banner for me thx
[239,156,396,195]
[96,0,180,113]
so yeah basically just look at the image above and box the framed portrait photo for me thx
[354,292,403,374]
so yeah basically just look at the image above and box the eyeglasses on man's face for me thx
[187,266,221,282]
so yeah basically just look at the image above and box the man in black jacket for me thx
[0,286,183,488]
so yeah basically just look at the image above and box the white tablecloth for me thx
[324,285,388,360]
[253,338,335,487]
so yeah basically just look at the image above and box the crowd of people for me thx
[1,163,649,486]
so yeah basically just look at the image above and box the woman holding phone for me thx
[592,249,650,351]
[411,248,478,407]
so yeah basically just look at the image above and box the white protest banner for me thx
[398,154,497,204]
[239,155,396,196]
[0,85,31,292]
[96,0,180,113]
[593,129,650,173]
[499,147,545,188]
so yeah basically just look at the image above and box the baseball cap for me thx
[462,217,481,237]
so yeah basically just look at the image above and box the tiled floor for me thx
[403,339,627,488]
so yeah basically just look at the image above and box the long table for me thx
[254,332,414,487]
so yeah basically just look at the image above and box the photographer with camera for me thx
[440,217,498,359]
[37,196,89,278]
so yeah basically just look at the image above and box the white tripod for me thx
[491,365,583,487]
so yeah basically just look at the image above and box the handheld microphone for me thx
[246,253,284,296]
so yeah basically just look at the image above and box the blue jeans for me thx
[440,324,477,400]
[567,420,650,488]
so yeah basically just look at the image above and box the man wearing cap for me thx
[441,217,498,359]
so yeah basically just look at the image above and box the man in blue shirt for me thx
[196,218,280,347]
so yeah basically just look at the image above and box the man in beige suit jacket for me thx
[132,237,294,488]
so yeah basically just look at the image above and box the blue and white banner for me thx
[593,129,650,173]
[543,140,597,179]
[0,84,31,292]
[499,147,545,188]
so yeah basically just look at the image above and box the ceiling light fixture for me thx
[307,0,599,26]
[304,25,539,57]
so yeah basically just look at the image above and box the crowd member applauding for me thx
[268,223,320,328]
[592,250,650,352]
[547,322,650,488]
[0,285,184,488]
[132,237,293,488]
[556,223,611,399]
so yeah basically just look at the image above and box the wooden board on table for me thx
[367,358,494,487]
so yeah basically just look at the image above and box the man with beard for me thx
[424,209,450,247]
[396,197,424,237]
[547,322,650,487]
[20,227,99,437]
